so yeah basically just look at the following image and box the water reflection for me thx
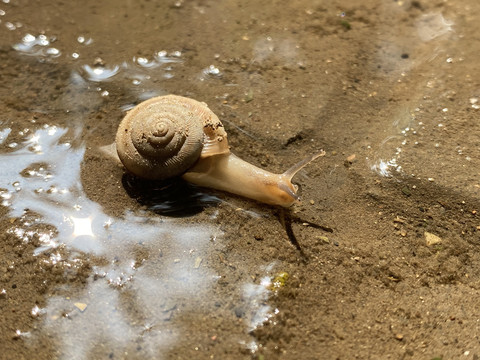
[0,121,229,357]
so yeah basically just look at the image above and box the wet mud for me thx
[1,0,480,359]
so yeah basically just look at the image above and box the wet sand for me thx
[1,0,480,359]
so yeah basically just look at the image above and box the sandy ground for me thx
[1,0,480,359]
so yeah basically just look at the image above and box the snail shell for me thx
[115,95,324,207]
[116,95,229,180]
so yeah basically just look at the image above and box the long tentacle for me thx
[283,150,326,181]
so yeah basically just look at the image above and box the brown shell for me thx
[115,95,229,180]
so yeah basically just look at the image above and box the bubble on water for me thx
[81,64,120,82]
[46,47,60,56]
[4,21,17,31]
[134,56,159,68]
[13,33,61,58]
[77,35,93,45]
[23,33,35,42]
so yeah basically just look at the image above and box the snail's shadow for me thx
[122,174,221,217]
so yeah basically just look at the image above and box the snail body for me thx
[115,95,324,207]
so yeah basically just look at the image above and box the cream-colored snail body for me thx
[116,95,324,207]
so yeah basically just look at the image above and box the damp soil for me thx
[1,0,480,359]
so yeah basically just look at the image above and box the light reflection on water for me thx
[0,121,245,357]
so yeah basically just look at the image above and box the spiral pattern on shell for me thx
[116,95,220,180]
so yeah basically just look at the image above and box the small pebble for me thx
[74,302,88,312]
[234,307,245,318]
[425,231,442,246]
[194,257,202,269]
[316,235,330,244]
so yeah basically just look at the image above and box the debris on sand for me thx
[74,302,88,312]
[425,231,442,246]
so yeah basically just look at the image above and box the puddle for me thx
[2,1,480,359]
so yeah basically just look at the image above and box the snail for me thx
[115,95,325,207]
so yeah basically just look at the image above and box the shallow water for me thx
[1,0,480,359]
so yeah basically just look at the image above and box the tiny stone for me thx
[401,186,411,196]
[316,235,330,244]
[194,257,202,269]
[93,57,105,66]
[395,333,404,341]
[425,231,442,246]
[74,302,87,312]
[234,307,245,318]
[346,154,356,162]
